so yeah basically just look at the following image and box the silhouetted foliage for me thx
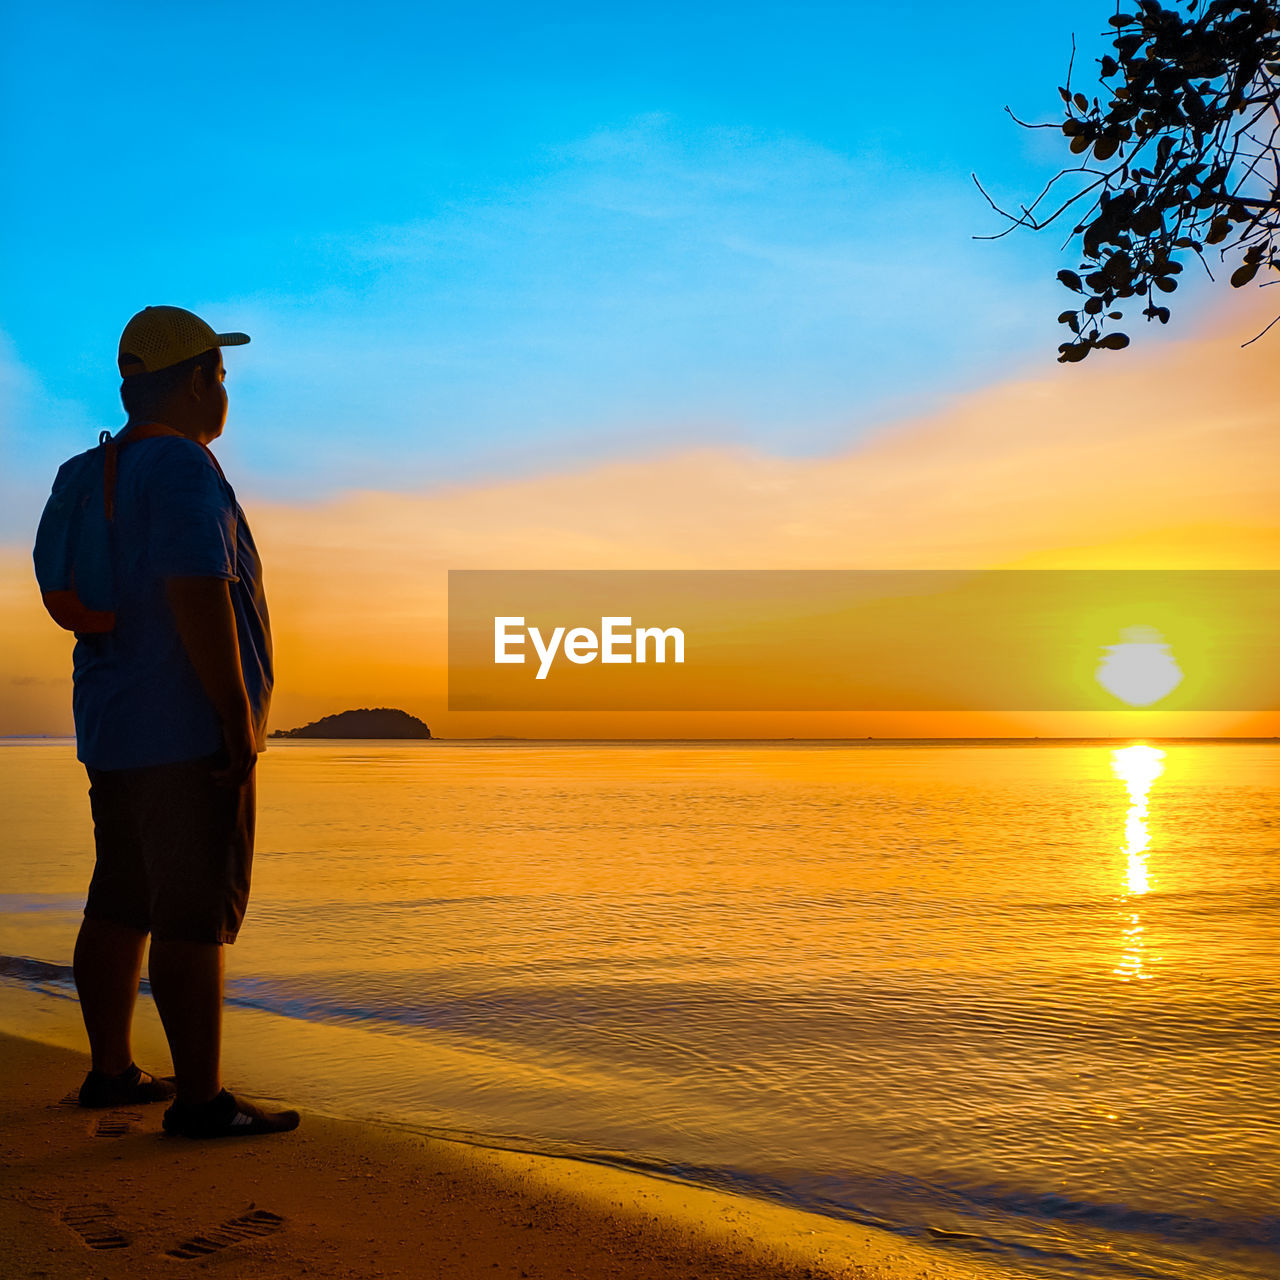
[976,0,1280,360]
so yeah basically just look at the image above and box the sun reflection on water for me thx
[1109,744,1165,981]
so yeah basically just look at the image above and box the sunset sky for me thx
[2,1,1277,738]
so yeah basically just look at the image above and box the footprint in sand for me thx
[61,1203,131,1251]
[166,1207,285,1260]
[92,1110,142,1137]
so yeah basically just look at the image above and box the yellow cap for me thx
[118,305,250,376]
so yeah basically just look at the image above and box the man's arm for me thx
[164,576,256,786]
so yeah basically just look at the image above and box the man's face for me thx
[194,349,228,441]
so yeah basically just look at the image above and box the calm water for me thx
[1,740,1276,1280]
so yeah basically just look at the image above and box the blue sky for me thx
[2,0,1174,533]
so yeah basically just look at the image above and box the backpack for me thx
[33,421,186,633]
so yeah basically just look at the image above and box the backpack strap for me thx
[100,431,118,521]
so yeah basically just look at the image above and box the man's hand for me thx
[164,576,257,788]
[216,711,258,788]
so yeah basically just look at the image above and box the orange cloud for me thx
[6,295,1277,738]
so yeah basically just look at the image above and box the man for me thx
[68,305,297,1138]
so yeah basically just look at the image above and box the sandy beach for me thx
[0,1030,1029,1280]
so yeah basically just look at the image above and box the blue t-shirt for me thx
[72,431,273,771]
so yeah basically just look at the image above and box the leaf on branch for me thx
[1131,206,1162,233]
[1057,269,1084,291]
[1098,333,1131,349]
[1205,215,1232,244]
[1231,261,1260,287]
[1058,341,1092,362]
[1094,135,1120,160]
[1154,277,1179,292]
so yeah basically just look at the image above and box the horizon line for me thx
[4,734,1278,744]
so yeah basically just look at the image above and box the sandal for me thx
[78,1062,177,1108]
[162,1088,300,1138]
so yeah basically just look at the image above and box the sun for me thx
[1096,625,1183,706]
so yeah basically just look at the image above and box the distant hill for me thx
[269,708,432,740]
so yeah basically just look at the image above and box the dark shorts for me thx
[84,748,256,945]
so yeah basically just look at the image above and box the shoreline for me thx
[0,1029,1030,1280]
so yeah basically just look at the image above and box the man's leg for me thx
[78,766,176,1107]
[151,935,298,1136]
[148,939,224,1104]
[143,756,298,1136]
[73,915,146,1076]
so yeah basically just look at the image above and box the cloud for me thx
[0,115,1108,525]
[3,290,1276,738]
[246,291,1278,735]
[205,114,1068,497]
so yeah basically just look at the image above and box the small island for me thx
[269,708,432,740]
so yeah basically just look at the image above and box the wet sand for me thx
[0,1030,1030,1280]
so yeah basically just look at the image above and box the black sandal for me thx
[77,1062,177,1108]
[162,1089,300,1138]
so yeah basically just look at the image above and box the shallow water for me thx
[2,740,1277,1279]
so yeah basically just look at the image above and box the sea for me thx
[1,739,1276,1280]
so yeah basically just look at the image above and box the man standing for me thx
[67,305,297,1137]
